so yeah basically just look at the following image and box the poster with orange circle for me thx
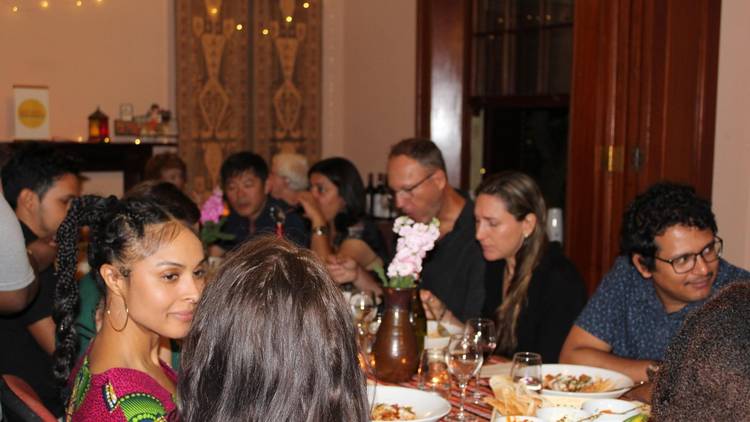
[14,85,50,140]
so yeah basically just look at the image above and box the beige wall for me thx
[712,0,750,268]
[0,0,174,140]
[321,0,417,179]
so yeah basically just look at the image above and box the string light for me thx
[209,7,218,15]
[261,28,269,36]
[11,5,19,12]
[302,2,310,8]
[235,23,243,31]
[76,1,82,6]
[40,1,49,9]
[285,16,293,23]
[134,138,141,145]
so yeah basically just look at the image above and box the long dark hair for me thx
[309,157,366,240]
[476,171,547,356]
[52,195,185,388]
[178,236,369,422]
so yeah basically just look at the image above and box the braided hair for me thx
[53,195,180,389]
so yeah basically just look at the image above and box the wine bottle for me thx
[373,173,387,219]
[365,173,375,217]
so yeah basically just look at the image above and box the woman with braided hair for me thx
[53,195,206,421]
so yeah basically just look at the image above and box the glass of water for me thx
[445,334,483,421]
[510,351,543,391]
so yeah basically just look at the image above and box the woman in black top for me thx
[423,171,586,362]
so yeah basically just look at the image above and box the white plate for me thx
[368,385,451,422]
[490,410,545,422]
[540,364,634,399]
[424,320,464,350]
[581,399,640,421]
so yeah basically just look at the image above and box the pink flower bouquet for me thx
[199,189,234,246]
[376,216,440,289]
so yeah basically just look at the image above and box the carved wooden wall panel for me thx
[253,0,322,163]
[176,0,321,202]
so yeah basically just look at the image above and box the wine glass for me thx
[510,351,543,391]
[465,318,497,403]
[349,290,377,354]
[445,334,483,421]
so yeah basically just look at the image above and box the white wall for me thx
[0,0,174,140]
[712,0,750,268]
[321,0,417,179]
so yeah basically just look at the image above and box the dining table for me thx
[369,356,505,422]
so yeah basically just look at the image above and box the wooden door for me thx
[566,0,721,292]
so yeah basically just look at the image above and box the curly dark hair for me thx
[1,142,80,209]
[619,182,716,270]
[52,195,185,391]
[178,236,369,421]
[651,282,750,420]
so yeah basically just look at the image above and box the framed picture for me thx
[120,103,134,121]
[13,85,50,140]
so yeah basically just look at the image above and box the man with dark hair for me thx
[0,142,81,417]
[215,151,308,252]
[560,182,749,382]
[386,138,486,321]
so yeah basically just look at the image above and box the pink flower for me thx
[385,217,440,286]
[200,189,225,224]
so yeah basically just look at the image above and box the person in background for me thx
[651,283,750,419]
[0,195,38,314]
[178,236,368,422]
[421,172,586,362]
[559,182,750,382]
[266,152,309,207]
[143,152,187,191]
[214,151,309,252]
[54,196,206,421]
[74,181,201,369]
[0,142,81,417]
[298,157,386,277]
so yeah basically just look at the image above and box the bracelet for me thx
[312,225,329,236]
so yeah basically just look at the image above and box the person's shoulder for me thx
[534,243,585,288]
[717,259,750,285]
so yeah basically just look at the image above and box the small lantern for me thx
[88,107,110,143]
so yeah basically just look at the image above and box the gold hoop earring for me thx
[106,298,129,332]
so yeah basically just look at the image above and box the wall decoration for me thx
[13,85,50,140]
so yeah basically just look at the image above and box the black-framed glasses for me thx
[653,237,723,274]
[387,172,436,199]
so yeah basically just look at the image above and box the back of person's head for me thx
[476,171,547,354]
[1,142,80,209]
[620,182,716,270]
[388,138,447,173]
[143,152,187,181]
[53,195,189,387]
[178,236,368,422]
[309,157,366,228]
[220,151,268,186]
[272,153,309,191]
[652,283,750,420]
[125,180,200,226]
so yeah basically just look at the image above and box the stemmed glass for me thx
[349,290,377,356]
[445,334,484,422]
[510,351,543,391]
[465,318,497,403]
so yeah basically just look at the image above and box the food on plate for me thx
[371,403,417,421]
[542,373,615,393]
[485,375,543,416]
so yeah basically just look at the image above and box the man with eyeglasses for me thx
[560,182,750,384]
[384,138,487,322]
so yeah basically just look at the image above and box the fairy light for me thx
[209,7,218,15]
[11,5,19,12]
[261,28,269,36]
[134,138,141,145]
[302,2,310,8]
[40,1,49,9]
[76,0,82,6]
[285,15,293,23]
[235,23,243,31]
